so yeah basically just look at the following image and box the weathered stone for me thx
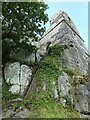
[52,81,56,92]
[5,62,20,85]
[9,85,20,94]
[3,10,90,117]
[39,11,88,74]
[3,109,14,118]
[52,81,59,99]
[74,84,89,113]
[54,87,58,99]
[4,62,32,94]
[38,11,89,116]
[8,11,88,73]
[58,72,70,97]
[13,109,30,118]
[80,114,90,118]
[29,53,35,62]
[3,108,30,118]
[20,65,32,86]
[9,98,23,102]
[42,82,46,91]
[60,98,66,106]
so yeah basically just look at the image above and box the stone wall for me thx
[39,10,88,74]
[8,11,88,74]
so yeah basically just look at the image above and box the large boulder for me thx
[4,62,32,94]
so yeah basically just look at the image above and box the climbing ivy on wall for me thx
[48,44,68,57]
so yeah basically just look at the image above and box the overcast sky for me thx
[45,2,88,49]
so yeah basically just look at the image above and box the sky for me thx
[44,2,88,49]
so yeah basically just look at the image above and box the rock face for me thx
[3,108,30,118]
[57,72,89,115]
[75,84,89,112]
[4,62,32,94]
[58,72,70,97]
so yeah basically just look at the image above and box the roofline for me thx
[40,18,85,43]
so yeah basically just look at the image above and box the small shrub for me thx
[48,44,68,57]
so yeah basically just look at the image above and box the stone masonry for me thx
[38,10,88,74]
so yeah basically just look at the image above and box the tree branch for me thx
[2,25,14,39]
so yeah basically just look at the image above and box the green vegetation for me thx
[2,2,48,66]
[27,44,80,118]
[35,44,68,96]
[38,56,62,89]
[2,81,23,111]
[48,44,68,57]
[28,97,79,118]
[2,81,21,101]
[64,67,88,104]
[2,44,86,118]
[2,1,49,114]
[63,67,82,77]
[63,67,88,90]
